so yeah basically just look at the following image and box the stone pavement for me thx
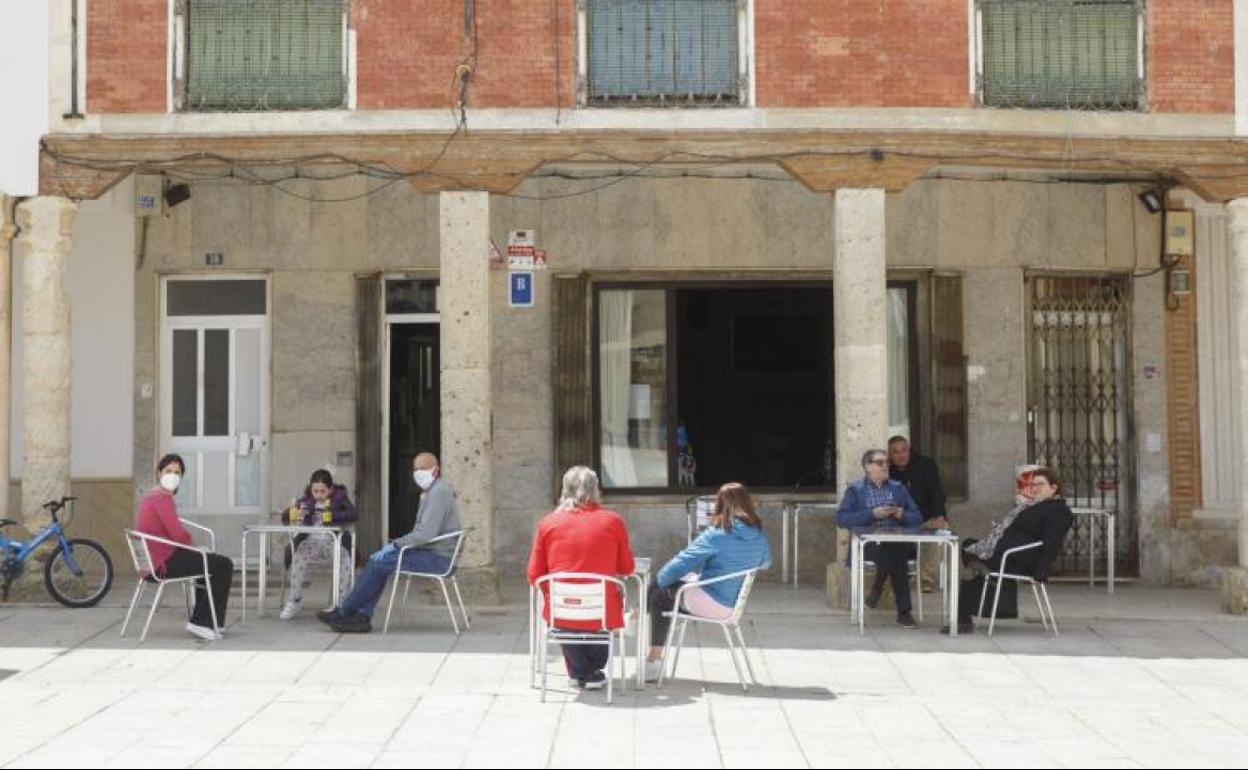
[1,581,1247,768]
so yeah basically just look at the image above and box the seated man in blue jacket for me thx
[836,448,923,628]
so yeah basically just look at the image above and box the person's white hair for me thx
[558,465,601,510]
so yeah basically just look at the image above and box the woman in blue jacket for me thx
[836,448,923,628]
[644,482,772,682]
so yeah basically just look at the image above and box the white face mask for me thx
[159,472,181,493]
[413,469,436,490]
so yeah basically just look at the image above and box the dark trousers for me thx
[957,544,1019,623]
[561,644,610,681]
[647,578,680,647]
[161,550,234,628]
[866,542,914,615]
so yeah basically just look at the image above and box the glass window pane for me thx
[385,280,440,314]
[167,280,267,316]
[234,328,261,434]
[202,451,230,509]
[203,329,230,437]
[172,330,199,437]
[175,455,199,509]
[887,288,910,441]
[235,452,261,507]
[599,289,668,487]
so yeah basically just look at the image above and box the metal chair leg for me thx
[452,577,471,630]
[671,618,690,679]
[722,624,748,693]
[657,613,681,689]
[120,581,144,638]
[140,583,166,643]
[382,567,403,634]
[987,574,1005,637]
[606,637,614,705]
[1040,584,1059,637]
[439,579,460,634]
[1031,583,1049,632]
[734,624,759,686]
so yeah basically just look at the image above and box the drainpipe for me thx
[64,0,83,119]
[0,196,19,519]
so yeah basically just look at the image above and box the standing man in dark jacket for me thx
[888,436,948,591]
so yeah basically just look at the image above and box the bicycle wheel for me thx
[44,538,113,608]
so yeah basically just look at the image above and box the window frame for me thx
[589,278,921,495]
[172,0,352,113]
[973,0,1147,111]
[575,0,752,108]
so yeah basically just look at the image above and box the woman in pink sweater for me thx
[134,453,234,640]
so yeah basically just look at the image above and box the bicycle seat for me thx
[0,519,16,528]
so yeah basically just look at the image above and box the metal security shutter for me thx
[980,0,1141,110]
[931,275,968,499]
[186,0,345,111]
[587,0,739,105]
[552,274,592,500]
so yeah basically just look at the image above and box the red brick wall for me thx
[86,0,167,113]
[755,0,971,108]
[355,0,576,110]
[1147,0,1234,113]
[79,0,1240,115]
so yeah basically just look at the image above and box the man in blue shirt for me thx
[836,448,923,628]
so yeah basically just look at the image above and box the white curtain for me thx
[887,288,910,439]
[599,291,638,486]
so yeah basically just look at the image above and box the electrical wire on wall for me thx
[42,140,1243,208]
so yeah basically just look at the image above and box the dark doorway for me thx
[388,323,440,539]
[676,287,832,489]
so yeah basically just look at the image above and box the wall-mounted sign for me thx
[509,271,534,307]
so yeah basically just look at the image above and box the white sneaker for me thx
[643,658,664,683]
[185,622,221,641]
[279,601,301,620]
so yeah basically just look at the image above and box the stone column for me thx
[1225,197,1248,613]
[439,191,497,599]
[15,197,76,529]
[0,196,14,520]
[826,188,890,608]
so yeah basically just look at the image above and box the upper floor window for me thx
[978,0,1143,110]
[178,0,347,111]
[580,0,746,107]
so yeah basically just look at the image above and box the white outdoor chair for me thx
[977,540,1059,636]
[534,572,628,704]
[657,567,762,693]
[382,529,471,634]
[121,520,220,642]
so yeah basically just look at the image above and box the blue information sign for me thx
[509,271,534,307]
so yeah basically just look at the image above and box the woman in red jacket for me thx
[134,454,234,640]
[527,465,635,691]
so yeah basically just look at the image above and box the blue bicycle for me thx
[0,496,113,607]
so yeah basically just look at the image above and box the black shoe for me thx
[329,613,372,633]
[897,612,918,629]
[940,620,975,635]
[316,609,342,626]
[580,670,606,691]
[864,590,881,610]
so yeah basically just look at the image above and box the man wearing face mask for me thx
[318,453,461,633]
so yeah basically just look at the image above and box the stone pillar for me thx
[0,197,14,520]
[827,188,890,608]
[439,191,497,600]
[15,197,76,529]
[1225,197,1248,613]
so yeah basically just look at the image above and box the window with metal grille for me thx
[978,0,1143,110]
[181,0,346,112]
[583,0,743,106]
